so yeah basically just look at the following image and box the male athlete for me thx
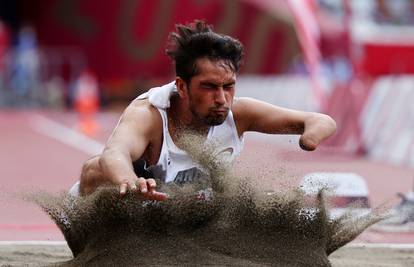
[70,20,336,200]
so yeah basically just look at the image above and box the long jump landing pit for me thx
[2,112,414,266]
[12,131,390,266]
[1,242,414,266]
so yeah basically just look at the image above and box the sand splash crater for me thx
[31,133,385,266]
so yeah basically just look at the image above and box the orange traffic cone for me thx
[74,69,100,137]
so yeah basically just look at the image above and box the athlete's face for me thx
[180,58,236,126]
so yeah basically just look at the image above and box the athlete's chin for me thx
[205,114,227,126]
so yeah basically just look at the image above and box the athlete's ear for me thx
[175,77,188,99]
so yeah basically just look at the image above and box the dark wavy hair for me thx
[166,20,244,84]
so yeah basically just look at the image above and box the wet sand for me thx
[1,243,413,267]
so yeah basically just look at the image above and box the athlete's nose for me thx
[215,87,226,106]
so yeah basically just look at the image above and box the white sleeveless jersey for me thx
[68,82,244,196]
[137,81,244,183]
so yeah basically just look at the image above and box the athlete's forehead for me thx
[192,58,236,85]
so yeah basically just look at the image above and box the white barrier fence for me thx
[236,75,319,111]
[360,75,414,166]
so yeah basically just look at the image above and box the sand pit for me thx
[1,242,413,266]
[0,242,71,266]
[28,179,384,265]
[330,245,414,267]
[9,133,392,266]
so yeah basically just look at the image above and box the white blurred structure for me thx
[237,74,414,168]
[301,172,371,218]
[360,75,414,166]
[236,75,319,111]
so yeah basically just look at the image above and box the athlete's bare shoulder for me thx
[115,98,163,142]
[231,97,253,115]
[129,98,161,119]
[231,97,256,135]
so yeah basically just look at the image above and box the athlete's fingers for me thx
[137,178,148,194]
[145,191,168,201]
[146,178,157,190]
[119,182,128,196]
[128,179,138,192]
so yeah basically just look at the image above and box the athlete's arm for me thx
[98,101,167,200]
[233,97,336,151]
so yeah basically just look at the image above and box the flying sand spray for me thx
[31,132,386,266]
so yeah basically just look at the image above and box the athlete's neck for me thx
[168,95,210,137]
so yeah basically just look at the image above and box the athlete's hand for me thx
[119,177,168,201]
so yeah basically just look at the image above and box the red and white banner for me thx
[23,0,301,84]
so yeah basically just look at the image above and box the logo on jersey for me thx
[173,167,208,185]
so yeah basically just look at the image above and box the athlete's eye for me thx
[200,83,216,89]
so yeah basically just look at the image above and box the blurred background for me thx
[2,0,414,161]
[1,0,414,242]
